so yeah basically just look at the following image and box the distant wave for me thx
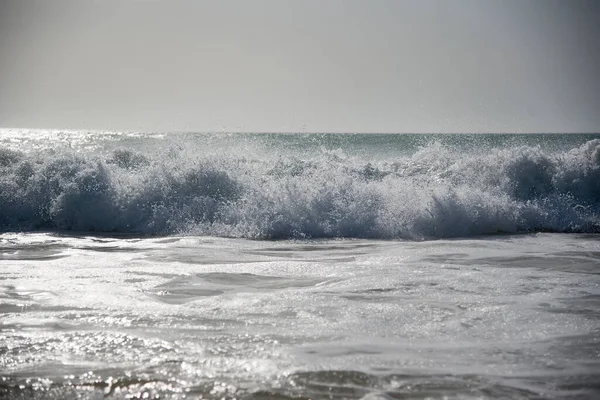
[1,138,599,239]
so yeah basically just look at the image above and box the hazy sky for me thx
[1,0,599,133]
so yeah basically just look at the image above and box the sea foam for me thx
[0,134,598,239]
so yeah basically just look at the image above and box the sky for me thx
[0,0,599,133]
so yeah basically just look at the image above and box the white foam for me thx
[0,132,598,238]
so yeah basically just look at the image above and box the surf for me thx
[0,131,599,239]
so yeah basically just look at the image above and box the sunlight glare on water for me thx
[1,233,599,399]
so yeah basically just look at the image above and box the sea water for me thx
[1,129,599,399]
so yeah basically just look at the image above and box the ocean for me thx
[1,129,599,399]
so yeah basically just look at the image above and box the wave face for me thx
[1,130,599,239]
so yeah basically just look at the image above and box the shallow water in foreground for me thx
[1,233,599,399]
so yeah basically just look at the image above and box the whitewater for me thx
[1,129,599,399]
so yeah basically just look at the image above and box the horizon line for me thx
[1,126,599,135]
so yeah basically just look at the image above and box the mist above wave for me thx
[0,135,599,239]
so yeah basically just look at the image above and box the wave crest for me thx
[1,138,599,239]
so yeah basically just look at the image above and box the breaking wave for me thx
[1,135,599,239]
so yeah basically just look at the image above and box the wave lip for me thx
[1,138,599,239]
